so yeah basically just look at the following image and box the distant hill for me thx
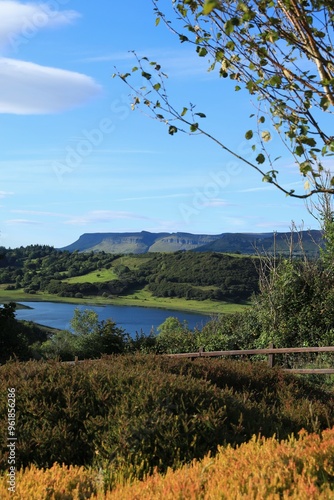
[61,231,222,253]
[193,230,323,257]
[60,230,323,256]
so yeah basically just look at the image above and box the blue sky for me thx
[0,0,321,249]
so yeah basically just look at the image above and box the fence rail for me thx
[167,345,334,374]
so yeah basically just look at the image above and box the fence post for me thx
[267,343,275,368]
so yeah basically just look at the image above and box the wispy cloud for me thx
[11,209,68,217]
[0,1,80,52]
[237,185,275,193]
[64,210,155,226]
[201,198,231,207]
[0,190,14,198]
[83,48,210,78]
[119,193,190,202]
[5,218,43,225]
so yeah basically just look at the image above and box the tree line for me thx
[0,246,260,302]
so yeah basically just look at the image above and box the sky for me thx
[0,0,325,249]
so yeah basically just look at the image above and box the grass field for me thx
[0,286,248,315]
[64,268,118,283]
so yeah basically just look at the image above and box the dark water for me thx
[15,301,209,336]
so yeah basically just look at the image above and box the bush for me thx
[2,429,334,498]
[105,427,334,499]
[0,355,334,480]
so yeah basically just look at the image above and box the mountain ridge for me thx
[60,230,323,256]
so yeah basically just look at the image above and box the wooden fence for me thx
[167,345,334,374]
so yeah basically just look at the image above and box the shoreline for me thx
[0,292,248,316]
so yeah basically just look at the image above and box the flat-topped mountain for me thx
[60,231,221,253]
[60,230,323,256]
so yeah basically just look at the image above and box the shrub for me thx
[0,355,333,482]
[1,428,334,498]
[105,427,334,499]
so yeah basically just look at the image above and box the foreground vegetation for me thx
[106,428,334,499]
[2,427,333,499]
[0,356,334,496]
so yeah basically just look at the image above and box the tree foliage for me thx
[115,0,334,198]
[0,245,260,302]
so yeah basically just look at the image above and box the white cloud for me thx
[5,218,42,225]
[237,185,275,193]
[0,190,14,198]
[64,210,154,226]
[0,57,102,114]
[201,198,231,207]
[0,2,101,114]
[0,1,80,52]
[11,209,67,217]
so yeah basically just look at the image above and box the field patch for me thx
[63,268,118,284]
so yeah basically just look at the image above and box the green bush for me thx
[1,355,334,480]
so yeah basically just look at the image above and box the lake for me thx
[15,301,209,336]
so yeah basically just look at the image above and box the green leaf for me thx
[320,96,330,110]
[258,116,265,123]
[190,123,199,132]
[225,19,234,35]
[153,83,161,91]
[195,112,206,118]
[301,136,316,147]
[181,107,188,117]
[256,153,265,164]
[168,125,178,135]
[132,66,138,72]
[226,41,235,50]
[203,0,220,15]
[155,17,161,26]
[197,47,208,57]
[245,130,253,140]
[269,75,282,86]
[141,71,152,80]
[295,145,304,157]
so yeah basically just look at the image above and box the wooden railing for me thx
[167,345,334,374]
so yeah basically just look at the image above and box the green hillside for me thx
[0,245,258,313]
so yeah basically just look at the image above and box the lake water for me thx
[15,301,209,336]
